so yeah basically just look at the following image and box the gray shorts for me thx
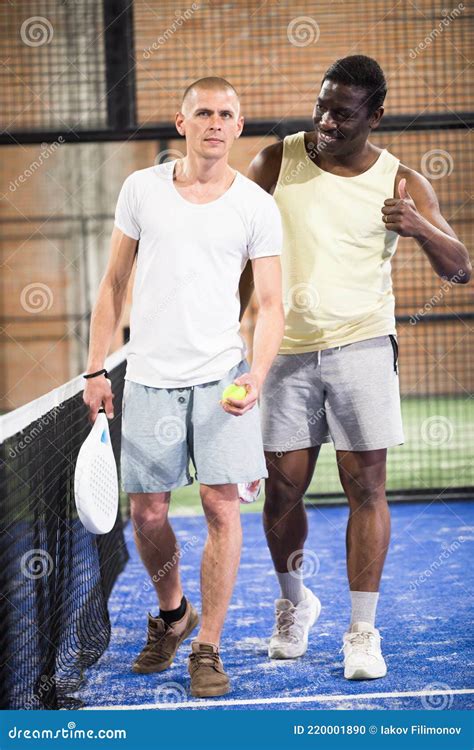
[261,336,404,453]
[120,359,267,493]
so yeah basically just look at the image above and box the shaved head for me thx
[175,76,244,157]
[181,76,240,115]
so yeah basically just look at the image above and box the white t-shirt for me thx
[114,161,282,388]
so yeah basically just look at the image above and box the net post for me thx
[103,0,137,132]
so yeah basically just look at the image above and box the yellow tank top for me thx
[274,132,400,353]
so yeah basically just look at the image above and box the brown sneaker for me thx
[188,640,230,698]
[132,600,199,674]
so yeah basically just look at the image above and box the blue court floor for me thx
[80,501,473,711]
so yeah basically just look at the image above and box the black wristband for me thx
[83,368,108,380]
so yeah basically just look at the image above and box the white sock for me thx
[276,571,305,605]
[350,590,379,627]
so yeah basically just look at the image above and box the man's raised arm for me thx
[382,171,471,283]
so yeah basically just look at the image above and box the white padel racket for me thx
[74,408,119,534]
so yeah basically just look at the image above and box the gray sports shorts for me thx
[120,359,267,493]
[261,335,404,453]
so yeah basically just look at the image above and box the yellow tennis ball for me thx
[222,384,247,401]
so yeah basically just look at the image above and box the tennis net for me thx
[0,347,128,709]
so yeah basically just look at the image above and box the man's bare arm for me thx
[83,227,138,421]
[239,142,283,320]
[223,255,284,416]
[383,169,471,283]
[247,141,283,194]
[249,254,285,385]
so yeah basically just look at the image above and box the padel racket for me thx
[74,408,119,534]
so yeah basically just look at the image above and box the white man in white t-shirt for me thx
[83,77,284,698]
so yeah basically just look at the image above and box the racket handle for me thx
[98,407,106,414]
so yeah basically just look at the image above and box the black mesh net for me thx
[0,0,108,134]
[133,0,472,123]
[0,356,128,709]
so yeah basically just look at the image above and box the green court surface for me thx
[142,396,473,517]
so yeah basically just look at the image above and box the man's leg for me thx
[337,448,389,680]
[129,491,182,609]
[187,483,240,698]
[263,447,320,579]
[130,492,199,674]
[196,483,242,645]
[186,358,269,695]
[263,448,322,658]
[336,449,390,596]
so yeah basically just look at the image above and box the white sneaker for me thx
[268,587,321,659]
[238,479,262,504]
[342,621,387,680]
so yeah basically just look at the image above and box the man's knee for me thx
[265,466,308,504]
[200,484,240,531]
[338,450,387,508]
[264,471,306,520]
[343,474,387,508]
[129,492,170,530]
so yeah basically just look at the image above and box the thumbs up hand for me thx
[397,178,412,201]
[382,177,420,237]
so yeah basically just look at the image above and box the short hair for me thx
[181,77,239,111]
[322,55,387,114]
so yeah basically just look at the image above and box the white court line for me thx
[86,688,474,711]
